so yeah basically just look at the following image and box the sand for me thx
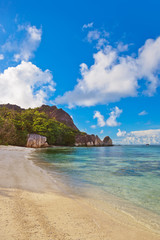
[0,146,160,240]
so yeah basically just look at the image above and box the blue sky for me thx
[0,0,160,144]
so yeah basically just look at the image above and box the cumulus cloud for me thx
[82,22,93,30]
[106,107,122,127]
[86,29,109,47]
[0,61,55,108]
[2,24,42,62]
[56,36,160,108]
[96,38,108,49]
[93,107,122,128]
[14,25,42,61]
[100,129,104,134]
[122,129,160,145]
[117,42,129,52]
[93,111,105,127]
[117,129,126,137]
[0,54,4,60]
[138,110,148,116]
[87,30,101,42]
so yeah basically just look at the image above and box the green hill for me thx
[0,105,79,146]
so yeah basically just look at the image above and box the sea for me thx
[30,145,160,233]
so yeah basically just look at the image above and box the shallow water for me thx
[31,145,160,231]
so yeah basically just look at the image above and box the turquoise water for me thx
[33,145,160,221]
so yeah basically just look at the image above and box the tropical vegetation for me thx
[0,107,79,146]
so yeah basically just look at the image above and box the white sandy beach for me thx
[0,146,160,240]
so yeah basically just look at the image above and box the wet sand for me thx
[0,146,159,240]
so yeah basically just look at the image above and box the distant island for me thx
[0,104,112,148]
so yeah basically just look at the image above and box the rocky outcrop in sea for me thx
[75,134,113,146]
[103,136,112,146]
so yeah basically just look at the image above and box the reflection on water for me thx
[32,145,160,217]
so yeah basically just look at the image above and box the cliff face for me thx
[0,104,78,131]
[38,105,79,131]
[0,103,24,112]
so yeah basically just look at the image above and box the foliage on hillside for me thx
[0,107,79,146]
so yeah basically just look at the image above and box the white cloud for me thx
[93,111,105,127]
[93,107,122,128]
[100,129,104,134]
[130,129,160,136]
[117,129,126,137]
[27,25,42,41]
[138,110,148,116]
[2,24,42,62]
[56,36,160,108]
[117,42,129,52]
[96,38,108,49]
[82,22,93,30]
[14,25,42,61]
[86,29,109,46]
[122,129,160,145]
[87,30,101,42]
[91,125,96,129]
[0,61,55,108]
[106,106,122,127]
[0,54,4,60]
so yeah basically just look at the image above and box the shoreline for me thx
[0,146,160,240]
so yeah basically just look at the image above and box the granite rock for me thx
[103,136,113,146]
[27,134,49,148]
[75,134,103,146]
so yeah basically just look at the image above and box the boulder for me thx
[26,134,49,148]
[103,136,113,146]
